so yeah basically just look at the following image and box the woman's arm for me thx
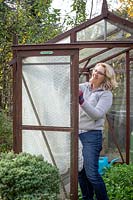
[80,91,113,120]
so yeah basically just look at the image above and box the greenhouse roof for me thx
[46,0,133,71]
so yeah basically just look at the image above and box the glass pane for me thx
[79,61,87,69]
[56,36,70,43]
[79,73,88,83]
[107,21,132,41]
[77,20,105,41]
[103,56,127,162]
[23,56,70,63]
[22,130,71,198]
[87,48,128,68]
[79,48,106,61]
[77,19,132,42]
[79,54,129,162]
[22,56,71,127]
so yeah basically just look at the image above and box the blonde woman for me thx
[78,63,117,200]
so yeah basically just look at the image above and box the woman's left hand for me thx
[79,90,84,105]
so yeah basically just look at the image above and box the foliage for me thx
[0,152,60,200]
[0,0,62,113]
[0,110,12,152]
[71,0,87,26]
[63,0,88,28]
[119,0,133,18]
[116,0,133,20]
[78,164,133,199]
[78,186,82,200]
[103,164,133,200]
[0,0,62,44]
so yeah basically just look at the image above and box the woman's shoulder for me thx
[99,90,113,98]
[79,82,90,92]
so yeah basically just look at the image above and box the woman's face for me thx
[90,65,106,86]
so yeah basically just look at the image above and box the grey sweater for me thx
[79,82,113,131]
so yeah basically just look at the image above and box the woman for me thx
[78,62,118,200]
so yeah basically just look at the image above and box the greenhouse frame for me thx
[11,0,133,199]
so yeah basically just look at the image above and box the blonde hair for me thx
[95,62,118,90]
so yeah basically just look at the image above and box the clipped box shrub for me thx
[0,152,60,200]
[103,164,133,200]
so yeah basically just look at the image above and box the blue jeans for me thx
[78,130,109,200]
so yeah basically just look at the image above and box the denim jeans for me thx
[78,130,109,200]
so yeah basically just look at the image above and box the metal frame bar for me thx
[12,42,133,51]
[126,51,130,164]
[70,51,79,200]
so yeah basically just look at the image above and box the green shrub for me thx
[103,164,133,200]
[78,164,133,200]
[0,152,60,200]
[0,110,13,152]
[78,186,82,200]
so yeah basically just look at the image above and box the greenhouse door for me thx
[13,47,79,200]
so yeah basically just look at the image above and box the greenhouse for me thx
[11,0,133,199]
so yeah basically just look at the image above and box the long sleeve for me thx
[81,91,112,120]
[79,82,113,130]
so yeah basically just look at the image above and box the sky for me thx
[52,0,121,20]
